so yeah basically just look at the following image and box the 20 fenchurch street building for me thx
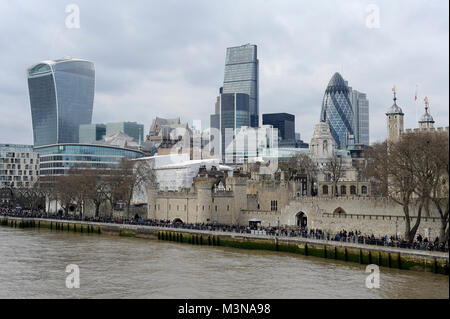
[27,58,95,146]
[222,44,259,128]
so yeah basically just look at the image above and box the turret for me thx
[386,87,404,142]
[418,97,435,129]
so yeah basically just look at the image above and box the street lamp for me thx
[395,220,398,240]
[277,216,280,236]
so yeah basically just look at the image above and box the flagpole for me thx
[415,84,418,123]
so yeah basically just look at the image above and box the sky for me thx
[0,0,448,145]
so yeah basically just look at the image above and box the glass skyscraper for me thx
[210,93,250,159]
[262,113,295,141]
[350,90,369,146]
[222,44,259,127]
[320,72,355,149]
[27,58,95,146]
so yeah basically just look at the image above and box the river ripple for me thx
[0,227,448,299]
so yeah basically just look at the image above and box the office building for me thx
[320,72,355,149]
[0,144,39,188]
[106,122,144,143]
[262,113,295,141]
[210,93,250,160]
[27,58,95,146]
[350,89,370,146]
[35,143,144,179]
[222,44,259,127]
[79,123,106,144]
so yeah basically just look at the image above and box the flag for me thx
[415,85,418,101]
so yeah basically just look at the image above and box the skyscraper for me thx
[210,92,250,159]
[27,58,95,146]
[262,113,295,141]
[320,72,355,149]
[350,90,369,146]
[222,44,259,127]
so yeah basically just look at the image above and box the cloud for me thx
[0,0,448,145]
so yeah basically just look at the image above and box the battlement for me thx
[403,126,449,134]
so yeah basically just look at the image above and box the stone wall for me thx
[148,176,446,239]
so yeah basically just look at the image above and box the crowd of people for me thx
[1,207,448,252]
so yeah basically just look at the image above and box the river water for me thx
[0,227,448,299]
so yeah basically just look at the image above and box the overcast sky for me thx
[0,0,448,145]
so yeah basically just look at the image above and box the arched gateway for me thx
[296,212,307,228]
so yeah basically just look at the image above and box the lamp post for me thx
[277,216,280,237]
[395,220,398,240]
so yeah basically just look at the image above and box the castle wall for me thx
[148,176,445,239]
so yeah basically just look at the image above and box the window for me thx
[227,205,229,211]
[215,206,217,211]
[271,200,278,211]
[341,185,346,195]
[323,185,328,195]
[350,185,356,195]
[361,186,367,194]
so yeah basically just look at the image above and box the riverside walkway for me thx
[2,215,448,261]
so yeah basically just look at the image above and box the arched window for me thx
[361,185,368,194]
[340,185,346,195]
[323,185,328,195]
[333,207,347,215]
[350,185,356,195]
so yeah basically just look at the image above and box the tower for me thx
[222,44,259,127]
[320,72,355,149]
[418,97,435,130]
[27,58,95,146]
[386,87,404,142]
[309,122,335,164]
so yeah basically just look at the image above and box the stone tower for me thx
[309,121,335,163]
[418,97,435,130]
[147,182,159,220]
[194,175,215,223]
[386,89,404,142]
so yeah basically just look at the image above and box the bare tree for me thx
[418,132,449,244]
[114,159,155,218]
[54,174,78,216]
[284,154,318,195]
[322,153,344,197]
[366,134,439,242]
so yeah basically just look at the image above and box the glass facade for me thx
[320,73,355,149]
[34,144,144,177]
[79,123,106,143]
[106,122,144,142]
[210,93,250,159]
[28,59,95,146]
[351,90,369,146]
[222,44,259,127]
[262,113,295,141]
